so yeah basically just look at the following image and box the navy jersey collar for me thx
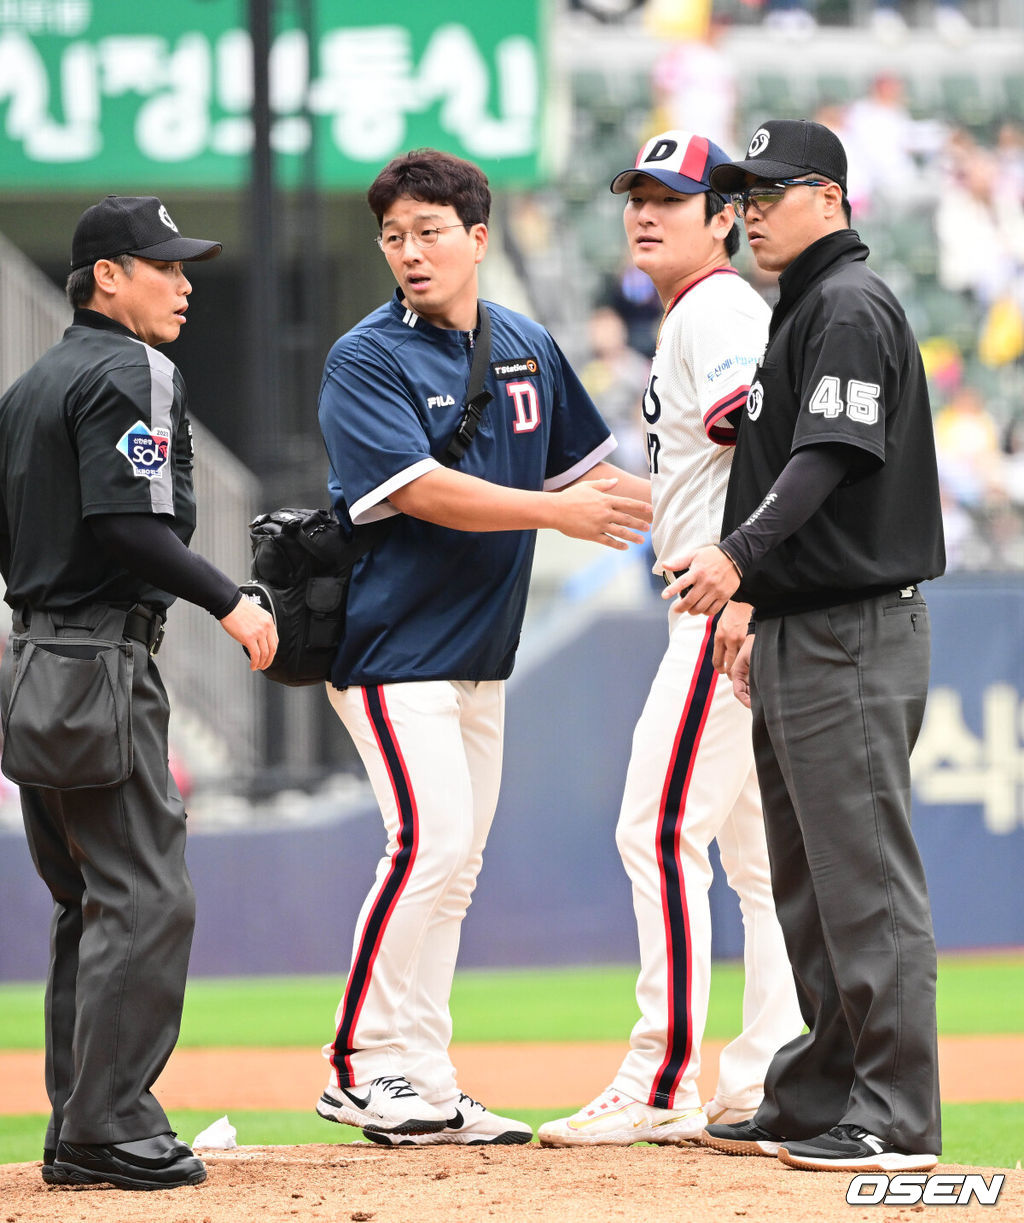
[388,288,482,346]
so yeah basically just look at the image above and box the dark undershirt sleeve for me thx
[718,443,854,576]
[90,513,242,619]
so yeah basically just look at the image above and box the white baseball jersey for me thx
[643,267,769,563]
[609,265,801,1114]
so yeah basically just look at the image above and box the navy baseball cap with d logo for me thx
[709,120,848,195]
[610,130,733,196]
[71,195,222,270]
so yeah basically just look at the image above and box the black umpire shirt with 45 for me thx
[721,228,945,618]
[0,309,197,613]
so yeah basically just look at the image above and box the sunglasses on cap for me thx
[731,178,832,216]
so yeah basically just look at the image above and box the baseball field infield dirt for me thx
[2,1144,1020,1223]
[1,1038,1021,1221]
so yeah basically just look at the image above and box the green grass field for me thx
[2,955,1021,1168]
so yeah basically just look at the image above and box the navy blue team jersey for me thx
[318,291,615,686]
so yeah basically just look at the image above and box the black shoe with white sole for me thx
[778,1124,938,1172]
[701,1118,786,1157]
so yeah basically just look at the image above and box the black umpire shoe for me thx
[41,1146,66,1185]
[701,1118,786,1157]
[54,1132,207,1190]
[778,1124,938,1172]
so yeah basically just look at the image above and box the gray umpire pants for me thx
[748,588,941,1155]
[1,607,194,1147]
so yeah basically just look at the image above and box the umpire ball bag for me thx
[239,508,387,687]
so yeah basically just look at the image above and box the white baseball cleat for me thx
[702,1097,758,1127]
[363,1093,532,1146]
[316,1075,447,1134]
[537,1086,707,1147]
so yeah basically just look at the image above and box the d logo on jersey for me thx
[506,382,540,433]
[746,381,764,421]
[492,356,541,434]
[116,420,171,479]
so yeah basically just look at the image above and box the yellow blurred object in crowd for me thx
[979,296,1024,367]
[645,0,712,40]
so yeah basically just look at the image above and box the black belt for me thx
[124,605,166,655]
[18,604,166,655]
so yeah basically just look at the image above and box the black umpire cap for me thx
[709,120,848,196]
[70,195,222,270]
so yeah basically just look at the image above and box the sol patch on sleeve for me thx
[116,420,171,480]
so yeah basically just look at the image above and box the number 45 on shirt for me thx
[808,376,881,425]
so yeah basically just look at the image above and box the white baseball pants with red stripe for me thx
[613,612,802,1112]
[323,679,504,1105]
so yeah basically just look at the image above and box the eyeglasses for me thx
[731,179,831,216]
[375,223,466,253]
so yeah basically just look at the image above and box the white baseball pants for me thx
[323,678,504,1105]
[613,611,802,1112]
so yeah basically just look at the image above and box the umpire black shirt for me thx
[722,229,945,617]
[0,310,197,612]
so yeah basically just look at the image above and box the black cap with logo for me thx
[709,120,848,195]
[70,195,222,270]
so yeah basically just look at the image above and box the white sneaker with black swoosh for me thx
[362,1093,533,1146]
[316,1075,447,1134]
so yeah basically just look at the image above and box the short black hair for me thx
[705,190,740,257]
[367,148,491,230]
[65,254,135,308]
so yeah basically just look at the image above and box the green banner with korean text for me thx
[0,0,548,190]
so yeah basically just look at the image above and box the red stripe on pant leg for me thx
[331,685,419,1086]
[649,617,718,1108]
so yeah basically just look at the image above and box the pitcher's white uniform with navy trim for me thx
[317,291,614,1107]
[612,268,801,1114]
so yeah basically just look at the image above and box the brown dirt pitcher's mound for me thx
[2,1039,1021,1222]
[1,1146,1021,1223]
